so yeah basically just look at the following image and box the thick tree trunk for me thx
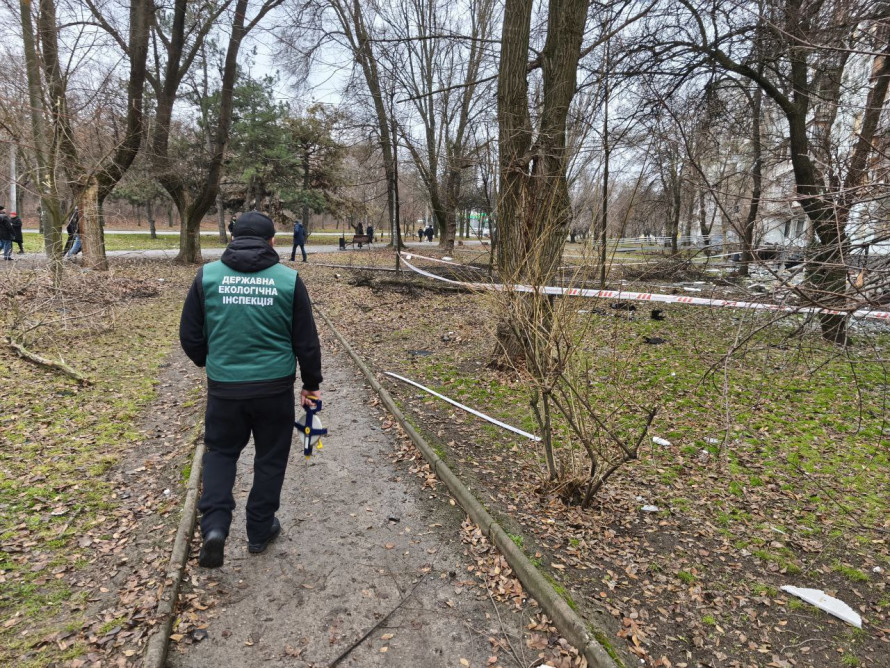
[20,0,64,279]
[78,179,107,271]
[495,0,589,363]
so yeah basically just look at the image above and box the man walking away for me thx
[180,211,323,568]
[366,224,374,244]
[10,212,24,254]
[290,219,307,262]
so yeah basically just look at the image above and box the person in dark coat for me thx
[417,227,423,242]
[0,206,13,260]
[10,212,24,254]
[290,219,307,262]
[366,224,374,244]
[63,207,79,255]
[179,211,323,568]
[425,224,434,242]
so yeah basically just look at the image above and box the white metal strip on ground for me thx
[383,371,541,442]
[398,253,890,322]
[403,252,466,267]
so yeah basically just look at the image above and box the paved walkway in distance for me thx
[168,347,531,668]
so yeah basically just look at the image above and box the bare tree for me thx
[663,0,890,343]
[31,0,152,271]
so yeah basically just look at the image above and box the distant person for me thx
[0,206,13,260]
[179,211,323,568]
[356,222,365,237]
[417,227,423,242]
[65,211,83,259]
[290,219,307,262]
[10,211,24,254]
[366,224,374,244]
[63,207,79,255]
[425,224,434,242]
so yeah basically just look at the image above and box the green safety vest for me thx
[202,261,297,383]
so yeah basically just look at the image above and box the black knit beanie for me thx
[232,211,275,239]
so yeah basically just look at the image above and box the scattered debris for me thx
[641,505,660,513]
[652,437,672,447]
[705,437,720,445]
[780,586,862,628]
[650,309,665,321]
[643,336,667,345]
[191,629,208,642]
[610,301,636,311]
[748,283,768,293]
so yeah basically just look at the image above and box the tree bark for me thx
[19,0,63,281]
[147,199,156,239]
[495,0,589,363]
[216,192,227,242]
[739,85,762,277]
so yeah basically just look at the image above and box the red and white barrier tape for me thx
[399,253,890,322]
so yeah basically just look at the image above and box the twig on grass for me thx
[4,336,92,384]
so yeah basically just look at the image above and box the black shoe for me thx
[248,517,281,554]
[198,529,226,568]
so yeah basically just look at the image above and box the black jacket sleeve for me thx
[179,268,207,367]
[292,275,323,391]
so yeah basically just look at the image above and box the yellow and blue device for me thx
[295,396,328,462]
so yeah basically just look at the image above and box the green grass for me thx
[677,570,696,584]
[752,548,801,574]
[0,268,191,664]
[313,260,889,664]
[833,562,870,582]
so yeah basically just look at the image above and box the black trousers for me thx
[290,239,306,261]
[198,389,295,543]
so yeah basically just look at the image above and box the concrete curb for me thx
[315,307,621,668]
[144,419,206,668]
